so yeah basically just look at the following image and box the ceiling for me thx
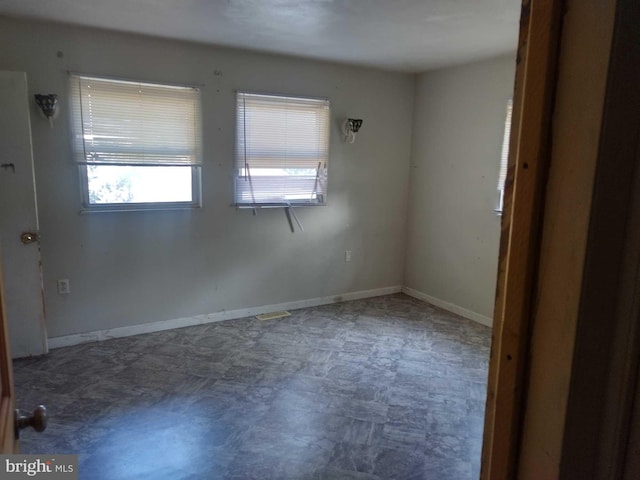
[0,0,521,72]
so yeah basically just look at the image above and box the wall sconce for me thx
[34,94,58,128]
[342,118,363,144]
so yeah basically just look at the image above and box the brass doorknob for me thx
[15,405,48,439]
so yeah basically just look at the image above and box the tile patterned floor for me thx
[13,294,491,480]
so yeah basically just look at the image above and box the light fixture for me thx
[34,94,58,127]
[342,118,363,143]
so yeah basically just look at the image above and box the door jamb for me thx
[560,0,640,476]
[481,0,563,478]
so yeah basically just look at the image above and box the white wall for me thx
[0,17,414,338]
[404,55,516,322]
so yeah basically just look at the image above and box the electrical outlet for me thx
[345,250,352,262]
[57,279,70,295]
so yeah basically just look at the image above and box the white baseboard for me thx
[47,285,403,349]
[402,286,493,327]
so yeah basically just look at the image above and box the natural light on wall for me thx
[70,75,202,211]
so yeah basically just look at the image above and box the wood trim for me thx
[616,125,640,480]
[0,247,16,453]
[560,0,640,475]
[47,285,403,349]
[624,299,640,479]
[0,397,14,453]
[401,287,493,327]
[480,0,563,478]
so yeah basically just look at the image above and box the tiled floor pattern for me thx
[14,294,490,479]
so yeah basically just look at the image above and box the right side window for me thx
[497,98,513,215]
[234,92,330,207]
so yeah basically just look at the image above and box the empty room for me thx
[0,1,522,478]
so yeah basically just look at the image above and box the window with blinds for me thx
[235,92,330,207]
[70,75,202,210]
[496,98,513,214]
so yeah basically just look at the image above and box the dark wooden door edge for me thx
[561,0,640,476]
[481,0,564,478]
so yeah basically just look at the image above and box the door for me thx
[0,71,47,357]
[0,247,17,453]
[0,248,47,453]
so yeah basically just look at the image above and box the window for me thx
[496,98,513,214]
[235,92,330,207]
[70,75,202,211]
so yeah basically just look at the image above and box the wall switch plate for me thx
[345,250,352,262]
[57,279,70,295]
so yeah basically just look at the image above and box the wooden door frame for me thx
[481,0,640,478]
[0,247,17,453]
[481,0,563,477]
[560,0,640,476]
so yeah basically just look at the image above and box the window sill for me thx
[234,203,327,209]
[79,203,201,214]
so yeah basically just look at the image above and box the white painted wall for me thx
[0,17,414,338]
[404,55,516,322]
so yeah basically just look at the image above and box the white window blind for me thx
[498,98,514,192]
[69,75,202,211]
[235,92,330,206]
[71,75,201,166]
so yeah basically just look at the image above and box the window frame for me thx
[234,91,330,208]
[77,164,202,213]
[70,74,203,213]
